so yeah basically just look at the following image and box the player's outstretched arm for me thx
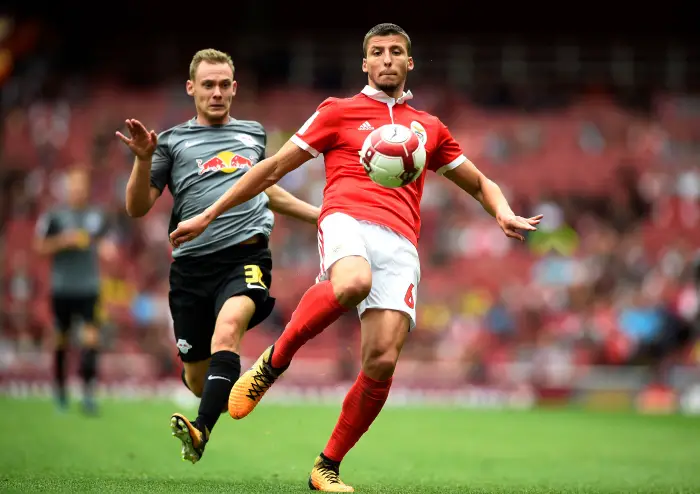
[264,185,320,225]
[169,139,313,247]
[117,119,161,218]
[443,159,542,241]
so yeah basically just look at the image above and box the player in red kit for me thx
[170,23,542,492]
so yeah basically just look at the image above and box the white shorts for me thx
[316,212,420,330]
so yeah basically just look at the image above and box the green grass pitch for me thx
[1,398,699,493]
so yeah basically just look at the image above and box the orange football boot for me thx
[170,413,209,464]
[228,345,287,419]
[308,455,354,492]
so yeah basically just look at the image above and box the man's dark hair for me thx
[363,23,411,57]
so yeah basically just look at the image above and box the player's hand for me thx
[115,119,158,160]
[61,230,90,249]
[169,213,211,248]
[497,214,543,242]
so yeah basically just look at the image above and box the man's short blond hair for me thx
[189,49,235,81]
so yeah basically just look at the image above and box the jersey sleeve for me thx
[35,211,59,238]
[150,130,173,192]
[290,98,340,157]
[429,119,468,175]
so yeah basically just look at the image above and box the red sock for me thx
[322,371,393,462]
[271,281,347,369]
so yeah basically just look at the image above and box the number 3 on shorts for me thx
[404,283,415,309]
[245,265,267,289]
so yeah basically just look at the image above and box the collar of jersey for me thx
[361,85,413,105]
[189,116,235,127]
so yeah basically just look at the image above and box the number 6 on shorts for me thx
[404,283,415,309]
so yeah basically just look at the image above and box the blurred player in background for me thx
[34,167,113,416]
[169,27,541,491]
[116,49,319,464]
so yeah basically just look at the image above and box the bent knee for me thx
[336,275,372,305]
[362,349,399,381]
[212,296,255,353]
[211,322,246,353]
[331,258,372,306]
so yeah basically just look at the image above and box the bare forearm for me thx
[205,158,282,222]
[477,176,514,219]
[265,185,319,224]
[34,237,67,256]
[125,158,154,217]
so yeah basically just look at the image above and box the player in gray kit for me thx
[34,167,112,415]
[116,49,319,463]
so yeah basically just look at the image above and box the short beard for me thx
[371,78,400,95]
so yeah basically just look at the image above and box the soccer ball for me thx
[360,124,426,188]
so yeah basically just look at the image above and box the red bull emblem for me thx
[197,151,253,175]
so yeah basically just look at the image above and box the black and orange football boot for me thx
[228,345,287,420]
[170,413,209,464]
[308,454,354,492]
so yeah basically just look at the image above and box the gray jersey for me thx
[150,118,274,258]
[35,207,109,296]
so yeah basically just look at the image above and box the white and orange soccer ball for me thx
[359,124,426,188]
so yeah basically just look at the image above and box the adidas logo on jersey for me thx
[358,121,374,131]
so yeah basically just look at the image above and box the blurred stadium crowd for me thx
[0,15,698,394]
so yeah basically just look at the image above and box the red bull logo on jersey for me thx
[197,151,253,175]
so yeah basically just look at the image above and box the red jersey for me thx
[291,85,467,246]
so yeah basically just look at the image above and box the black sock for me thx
[79,348,98,395]
[320,452,340,466]
[54,347,67,399]
[195,350,241,434]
